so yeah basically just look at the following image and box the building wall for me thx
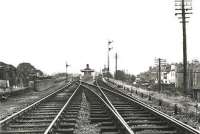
[0,67,17,87]
[193,70,200,89]
[167,70,176,84]
[140,63,200,94]
[175,72,183,88]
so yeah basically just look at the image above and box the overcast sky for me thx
[0,0,200,75]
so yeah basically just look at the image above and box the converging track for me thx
[48,85,131,134]
[1,79,199,134]
[0,81,134,134]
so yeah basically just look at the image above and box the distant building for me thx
[160,64,171,84]
[138,61,200,94]
[191,62,200,101]
[138,66,157,83]
[166,64,176,84]
[172,63,196,92]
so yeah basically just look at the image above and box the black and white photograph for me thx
[0,0,200,133]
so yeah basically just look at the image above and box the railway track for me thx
[45,84,133,134]
[93,79,200,134]
[0,82,78,134]
[1,78,199,134]
[0,81,133,134]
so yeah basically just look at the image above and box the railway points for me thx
[0,77,200,134]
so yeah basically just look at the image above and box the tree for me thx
[130,75,136,83]
[16,63,43,86]
[104,72,113,78]
[115,70,126,81]
[115,70,136,83]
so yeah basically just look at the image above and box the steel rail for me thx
[0,81,72,128]
[100,79,200,134]
[44,82,81,134]
[94,81,135,134]
[79,80,103,97]
[80,83,134,134]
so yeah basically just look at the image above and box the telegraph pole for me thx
[175,0,192,94]
[107,40,113,73]
[158,59,161,93]
[115,53,118,79]
[155,58,166,92]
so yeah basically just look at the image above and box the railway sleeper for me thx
[37,105,63,108]
[22,114,56,118]
[90,117,113,123]
[27,112,58,116]
[33,107,61,110]
[0,129,45,134]
[100,125,120,133]
[7,124,49,128]
[127,120,166,125]
[61,118,77,123]
[136,130,177,134]
[123,116,158,121]
[121,113,152,117]
[55,128,74,134]
[131,125,175,131]
[90,113,110,118]
[13,119,53,124]
[59,122,76,128]
[19,116,55,120]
